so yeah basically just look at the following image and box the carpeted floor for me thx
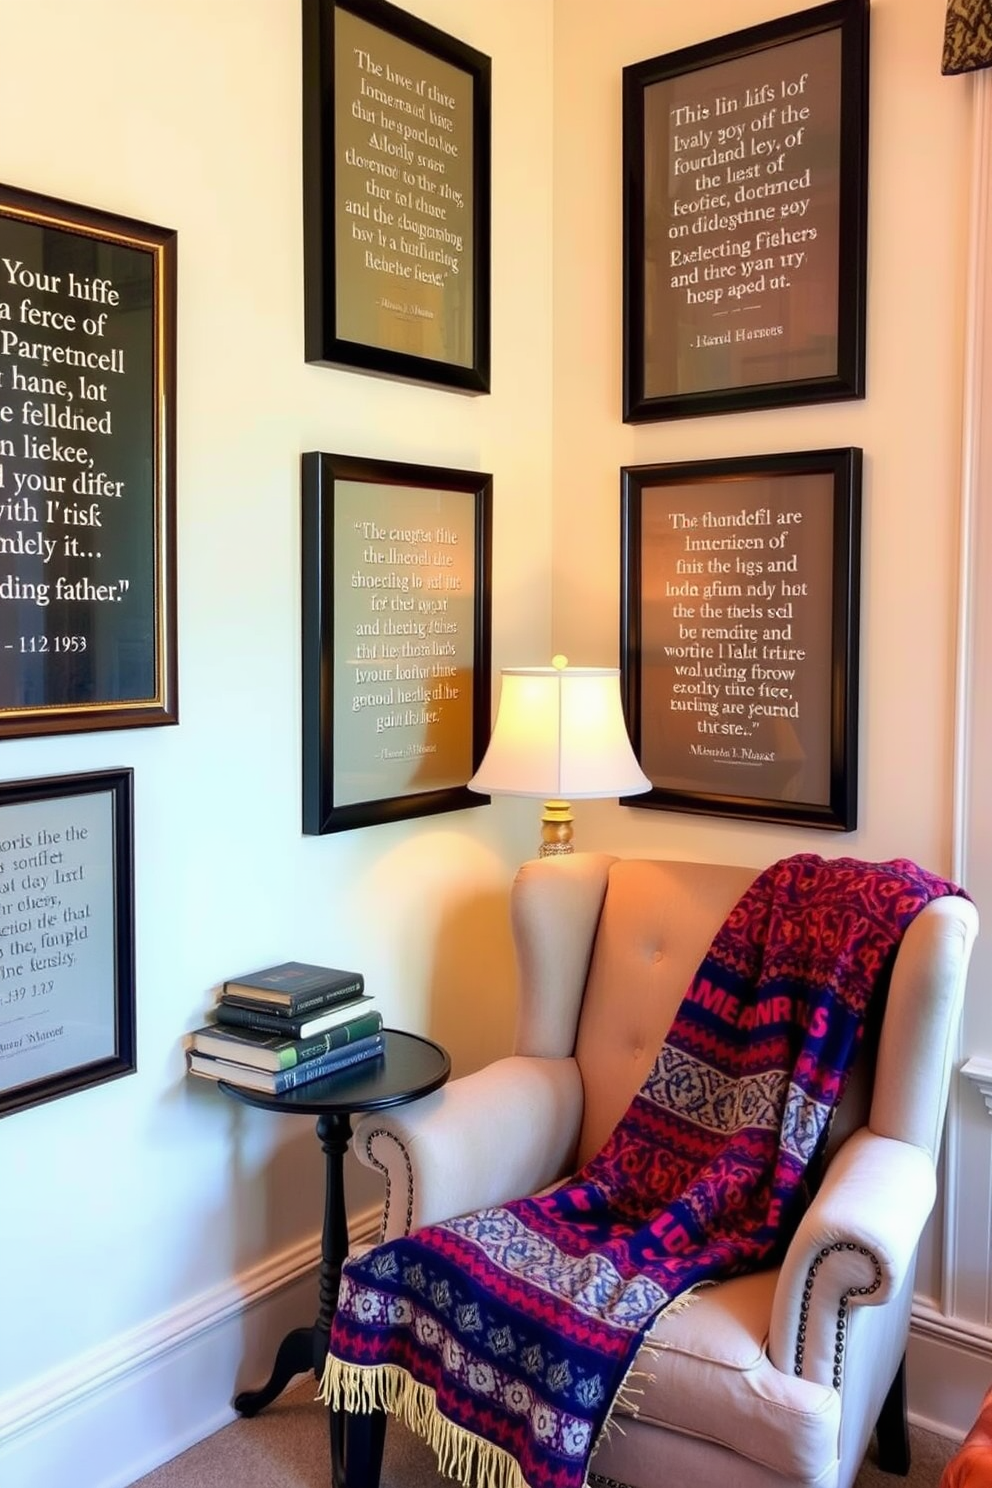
[130,1374,959,1488]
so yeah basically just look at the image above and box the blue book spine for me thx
[270,1032,384,1092]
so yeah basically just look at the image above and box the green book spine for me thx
[279,1010,384,1068]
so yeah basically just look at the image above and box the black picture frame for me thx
[620,448,861,829]
[302,0,491,393]
[0,182,177,736]
[622,0,869,423]
[0,767,135,1117]
[302,451,492,834]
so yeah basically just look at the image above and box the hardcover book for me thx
[221,961,364,1012]
[215,993,375,1039]
[187,1031,385,1094]
[188,1008,383,1072]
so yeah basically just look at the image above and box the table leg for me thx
[314,1110,352,1369]
[316,1113,388,1488]
[233,1328,315,1417]
[330,1398,387,1488]
[233,1111,353,1417]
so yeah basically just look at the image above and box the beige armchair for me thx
[350,855,978,1488]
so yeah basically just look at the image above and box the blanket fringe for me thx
[593,1284,711,1465]
[638,1280,712,1355]
[320,1354,533,1488]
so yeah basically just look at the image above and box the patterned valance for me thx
[944,0,992,74]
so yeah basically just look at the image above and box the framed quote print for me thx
[302,0,492,393]
[0,183,177,736]
[620,447,861,829]
[0,768,135,1118]
[622,0,869,422]
[302,451,492,834]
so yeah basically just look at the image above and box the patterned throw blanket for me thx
[322,855,965,1488]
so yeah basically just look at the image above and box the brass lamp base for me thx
[539,799,574,857]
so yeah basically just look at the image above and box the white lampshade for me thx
[468,662,651,800]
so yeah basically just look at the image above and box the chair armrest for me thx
[351,1054,584,1241]
[768,1128,936,1387]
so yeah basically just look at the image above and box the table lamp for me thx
[468,655,651,856]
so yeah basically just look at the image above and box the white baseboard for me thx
[0,1207,381,1488]
[0,1223,985,1488]
[909,1303,992,1439]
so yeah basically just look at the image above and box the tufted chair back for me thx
[510,853,971,1176]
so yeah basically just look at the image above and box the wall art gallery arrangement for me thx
[0,182,171,1115]
[298,0,496,835]
[615,0,869,830]
[0,0,875,1117]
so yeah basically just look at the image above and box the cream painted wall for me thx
[0,0,551,1446]
[550,0,975,1317]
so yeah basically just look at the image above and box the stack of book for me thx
[186,961,384,1094]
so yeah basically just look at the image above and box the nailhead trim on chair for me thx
[588,1474,635,1488]
[361,1128,415,1238]
[794,1242,883,1387]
